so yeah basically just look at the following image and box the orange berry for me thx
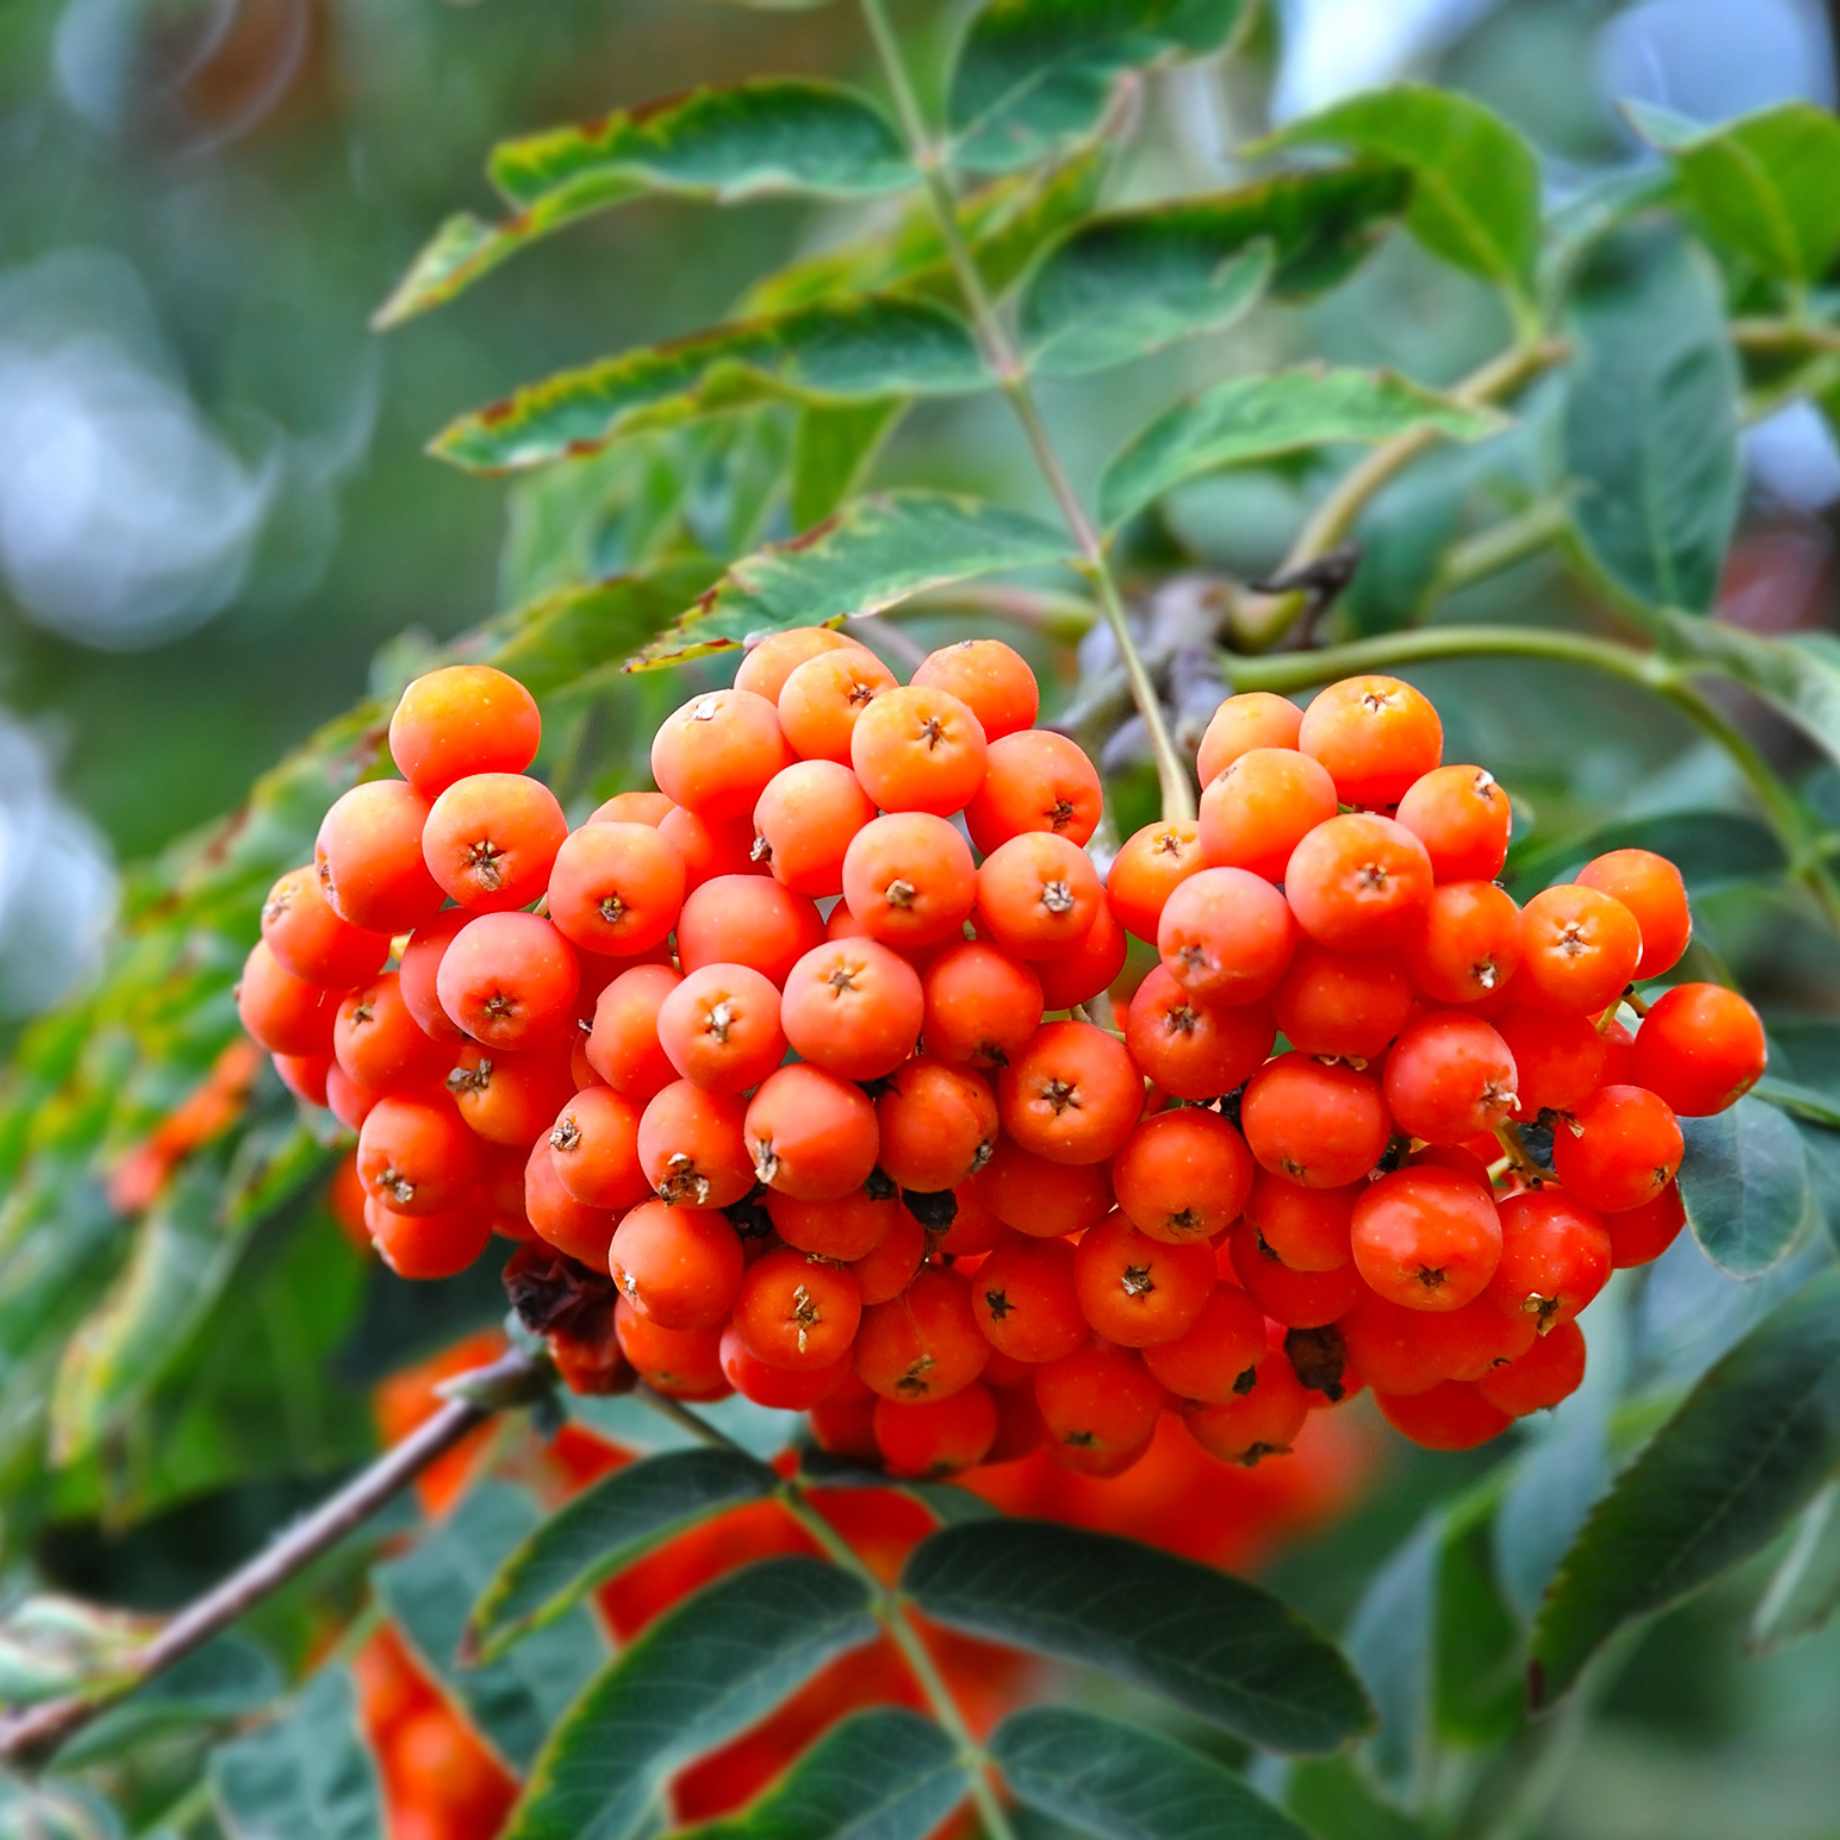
[971,1234,1087,1364]
[237,940,338,1057]
[777,648,898,764]
[1630,981,1766,1116]
[1351,1167,1504,1311]
[637,1079,754,1208]
[1227,1223,1362,1327]
[1074,1213,1216,1347]
[1034,900,1128,1010]
[976,832,1102,959]
[365,1199,492,1279]
[766,1184,896,1261]
[1196,691,1303,786]
[1406,881,1523,1005]
[422,772,567,912]
[735,1248,863,1371]
[1477,1319,1587,1416]
[443,1043,571,1145]
[719,1323,850,1410]
[547,821,685,957]
[1198,746,1338,882]
[586,963,683,1099]
[919,941,1043,1071]
[436,912,580,1050]
[1182,1350,1310,1465]
[1107,819,1204,942]
[1375,1380,1511,1451]
[1285,812,1433,951]
[1142,1285,1268,1403]
[590,789,674,826]
[1273,945,1411,1061]
[261,865,390,990]
[547,1086,648,1210]
[652,688,793,819]
[910,638,1038,740]
[357,1095,478,1216]
[998,1020,1142,1164]
[314,780,444,934]
[1241,1053,1390,1188]
[850,685,988,816]
[1111,1107,1253,1243]
[1550,1084,1684,1213]
[848,1203,927,1303]
[326,1064,380,1132]
[1158,866,1296,1006]
[780,939,924,1081]
[1395,764,1511,882]
[876,1058,998,1193]
[656,963,786,1094]
[975,1139,1113,1237]
[1606,1182,1685,1268]
[1518,884,1642,1013]
[1574,848,1691,977]
[524,1137,616,1262]
[615,1300,728,1399]
[1297,674,1443,808]
[745,1064,880,1200]
[1034,1343,1163,1476]
[331,972,447,1092]
[658,805,760,888]
[1484,1189,1611,1333]
[856,1267,988,1402]
[734,626,867,702]
[751,760,874,898]
[1124,967,1273,1101]
[389,665,541,798]
[397,910,470,1044]
[1244,1172,1356,1272]
[1495,1006,1608,1118]
[609,1199,744,1330]
[274,1051,331,1108]
[676,873,824,986]
[840,812,977,950]
[964,730,1101,854]
[1382,1011,1521,1145]
[874,1386,999,1476]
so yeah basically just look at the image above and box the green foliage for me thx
[1678,1096,1815,1278]
[211,1669,383,1840]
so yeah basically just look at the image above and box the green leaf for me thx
[0,1596,152,1706]
[504,1557,876,1840]
[1677,1095,1814,1278]
[1628,100,1840,286]
[212,1669,383,1840]
[1792,1120,1840,1252]
[376,1482,607,1773]
[948,0,1255,173]
[1562,231,1740,613]
[1652,610,1840,768]
[629,491,1069,670]
[1432,1496,1523,1748]
[465,1447,776,1665]
[902,1520,1372,1754]
[1019,166,1410,376]
[0,1778,123,1840]
[1248,86,1540,301]
[56,1636,281,1768]
[1344,1519,1437,1800]
[1531,1269,1840,1708]
[376,82,912,327]
[1507,808,1786,899]
[1748,1481,1840,1655]
[1099,364,1505,529]
[433,298,989,474]
[790,400,908,530]
[1281,1757,1424,1840]
[992,1705,1309,1840]
[676,1708,967,1840]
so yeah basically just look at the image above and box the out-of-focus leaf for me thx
[376,82,912,327]
[1531,1270,1840,1707]
[1654,611,1840,768]
[1281,1757,1424,1840]
[432,299,989,474]
[1749,1481,1840,1655]
[1098,365,1504,529]
[503,1558,876,1840]
[789,400,907,531]
[1540,165,1676,301]
[1433,1495,1523,1748]
[212,1670,380,1839]
[1628,100,1840,285]
[903,1520,1373,1753]
[676,1708,967,1840]
[1507,808,1786,897]
[992,1706,1309,1839]
[1562,232,1739,613]
[0,1596,152,1706]
[1249,86,1540,300]
[948,0,1255,173]
[376,1482,606,1774]
[55,1636,281,1768]
[1019,166,1410,375]
[629,492,1068,670]
[465,1448,776,1665]
[1344,1518,1437,1800]
[0,1777,123,1840]
[1678,1095,1813,1278]
[1790,1120,1840,1252]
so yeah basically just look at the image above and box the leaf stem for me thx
[1231,339,1569,651]
[0,1344,552,1772]
[1228,624,1840,928]
[1730,316,1840,356]
[634,1386,1018,1840]
[857,0,1194,823]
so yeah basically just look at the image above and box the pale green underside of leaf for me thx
[211,1669,384,1840]
[433,297,989,474]
[376,81,913,327]
[1748,1481,1840,1656]
[1655,609,1840,769]
[628,491,1070,670]
[1678,1094,1813,1278]
[1628,98,1840,285]
[949,0,1256,173]
[1530,1269,1840,1707]
[1099,364,1505,529]
[1248,84,1540,299]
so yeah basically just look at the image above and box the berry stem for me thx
[0,1344,553,1770]
[1228,625,1840,931]
[856,0,1195,826]
[635,1386,1020,1840]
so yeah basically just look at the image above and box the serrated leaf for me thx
[1019,166,1409,376]
[433,298,989,474]
[903,1520,1372,1754]
[949,0,1255,173]
[376,82,912,326]
[211,1669,383,1840]
[1628,100,1840,286]
[992,1706,1310,1840]
[1098,365,1504,529]
[1678,1095,1813,1278]
[629,492,1069,670]
[1530,1269,1840,1708]
[677,1707,967,1840]
[466,1447,776,1664]
[1249,85,1540,300]
[504,1557,876,1840]
[1562,231,1740,613]
[1748,1481,1840,1655]
[56,1636,281,1768]
[377,1482,605,1773]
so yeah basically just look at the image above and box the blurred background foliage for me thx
[3,3,1840,1838]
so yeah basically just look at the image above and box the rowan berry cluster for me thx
[241,630,1766,1477]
